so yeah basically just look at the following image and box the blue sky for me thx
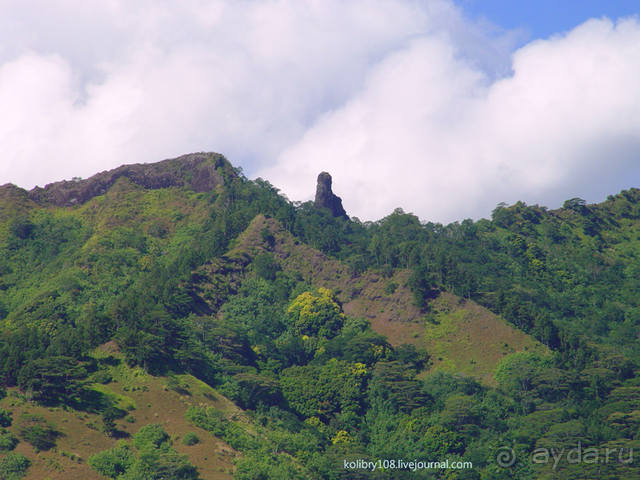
[461,0,639,41]
[1,1,640,222]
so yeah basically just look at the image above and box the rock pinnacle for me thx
[314,172,347,219]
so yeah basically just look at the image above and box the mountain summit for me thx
[25,152,234,207]
[314,171,347,218]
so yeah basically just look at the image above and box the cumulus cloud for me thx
[262,16,640,222]
[1,0,457,188]
[0,1,638,222]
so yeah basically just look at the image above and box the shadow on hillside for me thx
[71,388,111,414]
[97,355,121,367]
[111,429,130,439]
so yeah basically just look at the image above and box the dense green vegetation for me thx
[1,155,640,478]
[0,452,30,480]
[88,423,199,479]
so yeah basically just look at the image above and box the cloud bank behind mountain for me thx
[1,1,639,222]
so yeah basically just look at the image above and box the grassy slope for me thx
[216,214,546,385]
[1,343,237,480]
[423,292,547,384]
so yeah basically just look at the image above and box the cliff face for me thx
[314,172,347,218]
[25,152,234,207]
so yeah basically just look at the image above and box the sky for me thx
[1,1,639,223]
[461,0,640,40]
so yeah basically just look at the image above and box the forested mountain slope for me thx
[0,153,639,479]
[201,213,547,385]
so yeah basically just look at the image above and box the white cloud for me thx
[1,0,460,189]
[262,17,640,222]
[0,1,638,222]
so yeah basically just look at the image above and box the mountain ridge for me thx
[2,152,640,479]
[1,152,235,208]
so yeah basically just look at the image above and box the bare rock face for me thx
[314,172,347,219]
[27,152,235,207]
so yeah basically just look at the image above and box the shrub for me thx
[185,407,225,437]
[132,424,170,450]
[18,415,58,451]
[0,429,19,451]
[20,425,57,451]
[0,408,13,427]
[88,443,134,479]
[181,432,199,446]
[165,376,190,395]
[101,406,126,436]
[123,449,199,480]
[89,433,199,480]
[0,452,31,480]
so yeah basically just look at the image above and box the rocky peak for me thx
[314,172,347,219]
[27,152,235,207]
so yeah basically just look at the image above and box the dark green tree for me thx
[17,356,87,404]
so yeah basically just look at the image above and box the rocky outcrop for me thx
[0,183,30,202]
[314,172,347,219]
[27,152,234,207]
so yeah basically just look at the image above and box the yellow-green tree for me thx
[286,288,345,339]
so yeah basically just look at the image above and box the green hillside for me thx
[1,153,640,478]
[0,343,237,480]
[219,214,547,385]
